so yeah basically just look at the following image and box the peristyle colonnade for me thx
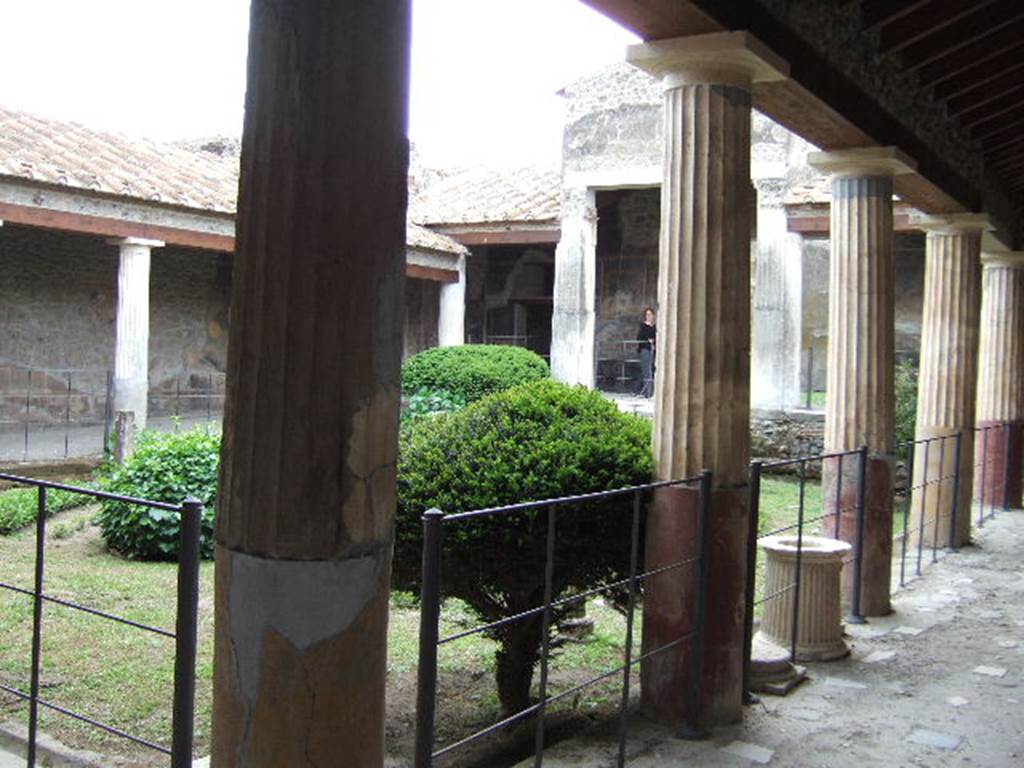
[208,4,1024,764]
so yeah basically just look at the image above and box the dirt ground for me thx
[515,506,1024,767]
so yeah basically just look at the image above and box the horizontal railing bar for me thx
[760,448,862,469]
[0,683,171,755]
[0,473,183,512]
[753,583,796,606]
[433,702,542,758]
[444,476,702,521]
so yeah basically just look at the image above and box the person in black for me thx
[636,307,656,398]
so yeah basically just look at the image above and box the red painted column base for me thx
[975,420,1023,509]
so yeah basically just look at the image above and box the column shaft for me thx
[909,228,981,549]
[976,255,1024,507]
[211,1,410,765]
[823,175,895,617]
[550,187,596,386]
[641,81,752,728]
[113,240,155,428]
[437,256,465,346]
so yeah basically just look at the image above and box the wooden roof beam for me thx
[969,103,1024,138]
[901,1,1024,71]
[933,49,1024,101]
[917,22,1024,85]
[879,0,999,54]
[983,129,1024,155]
[946,74,1024,117]
[958,90,1024,130]
[861,0,930,30]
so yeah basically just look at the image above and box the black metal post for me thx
[916,440,930,576]
[833,452,844,539]
[170,499,203,768]
[899,440,913,588]
[617,490,643,768]
[677,470,712,741]
[64,373,72,459]
[742,461,762,705]
[979,426,989,526]
[533,505,558,766]
[847,446,868,624]
[27,486,48,768]
[414,509,445,768]
[805,347,813,410]
[207,373,213,423]
[24,368,31,461]
[102,369,113,457]
[932,438,946,563]
[1002,421,1014,512]
[790,460,807,661]
[947,432,963,552]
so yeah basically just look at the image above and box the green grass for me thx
[0,485,90,534]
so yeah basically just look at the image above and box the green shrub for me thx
[96,427,221,560]
[895,358,919,447]
[0,485,86,535]
[401,344,549,404]
[395,379,653,715]
[401,388,467,425]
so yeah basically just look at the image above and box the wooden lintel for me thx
[0,201,236,252]
[407,263,459,283]
[447,228,561,246]
[787,212,917,234]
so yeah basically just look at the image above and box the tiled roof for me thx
[0,106,240,213]
[784,173,832,205]
[0,106,467,256]
[410,165,561,227]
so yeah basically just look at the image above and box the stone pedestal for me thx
[809,147,916,617]
[757,535,851,661]
[909,215,986,549]
[438,255,465,346]
[628,31,788,729]
[976,252,1024,509]
[211,2,410,764]
[110,237,161,429]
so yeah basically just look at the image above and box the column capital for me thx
[627,30,788,90]
[807,146,917,178]
[982,251,1024,269]
[107,237,165,248]
[912,212,993,234]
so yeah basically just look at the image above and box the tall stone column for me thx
[438,254,466,346]
[808,147,915,617]
[551,187,597,386]
[908,215,986,550]
[211,2,410,765]
[976,251,1024,508]
[110,237,162,429]
[751,177,803,410]
[628,31,787,728]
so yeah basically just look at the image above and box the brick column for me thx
[808,147,916,617]
[211,1,410,765]
[110,237,162,429]
[909,215,986,549]
[628,31,787,728]
[976,251,1024,509]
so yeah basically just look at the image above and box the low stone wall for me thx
[752,407,826,461]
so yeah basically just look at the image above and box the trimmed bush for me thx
[97,427,221,560]
[395,379,653,714]
[0,486,85,535]
[401,344,549,404]
[401,388,467,425]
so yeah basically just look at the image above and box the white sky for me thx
[0,0,637,167]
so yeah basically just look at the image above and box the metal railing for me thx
[595,340,647,395]
[413,471,711,767]
[0,361,224,462]
[0,473,202,767]
[743,446,866,691]
[973,422,1014,526]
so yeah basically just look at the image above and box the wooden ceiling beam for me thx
[901,1,1024,71]
[933,49,1024,101]
[969,104,1024,138]
[861,0,930,30]
[879,0,998,54]
[982,129,1024,155]
[918,22,1024,86]
[946,73,1024,117]
[958,90,1024,130]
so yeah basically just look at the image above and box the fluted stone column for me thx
[808,147,916,617]
[110,237,162,429]
[908,215,986,550]
[628,31,788,728]
[438,254,465,346]
[211,2,410,764]
[976,251,1024,508]
[551,187,597,386]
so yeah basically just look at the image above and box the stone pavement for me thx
[0,746,22,768]
[515,505,1024,767]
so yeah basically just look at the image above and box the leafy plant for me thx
[401,344,549,404]
[895,358,919,447]
[96,427,221,560]
[394,379,653,715]
[0,485,86,535]
[401,388,467,425]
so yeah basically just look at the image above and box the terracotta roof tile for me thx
[410,165,561,227]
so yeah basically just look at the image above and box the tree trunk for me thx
[494,614,542,716]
